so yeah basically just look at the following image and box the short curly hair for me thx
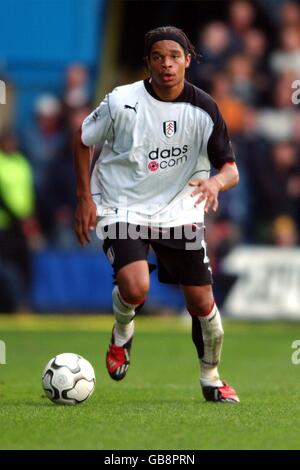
[144,25,197,60]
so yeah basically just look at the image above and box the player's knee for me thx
[185,285,215,316]
[187,298,215,316]
[119,278,149,305]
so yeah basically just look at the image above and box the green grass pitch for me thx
[0,315,299,450]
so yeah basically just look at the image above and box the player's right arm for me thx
[73,128,97,246]
[73,95,113,246]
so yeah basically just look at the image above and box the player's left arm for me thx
[189,99,239,213]
[189,162,239,213]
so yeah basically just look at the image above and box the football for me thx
[42,353,96,405]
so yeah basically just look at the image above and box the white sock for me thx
[114,321,135,347]
[112,286,142,346]
[197,303,224,388]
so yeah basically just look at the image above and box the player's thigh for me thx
[102,224,149,274]
[117,260,150,303]
[181,284,214,315]
[102,225,150,302]
[152,240,213,287]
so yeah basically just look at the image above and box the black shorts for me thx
[102,223,213,286]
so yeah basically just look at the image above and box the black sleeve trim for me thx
[185,83,236,169]
[206,101,236,169]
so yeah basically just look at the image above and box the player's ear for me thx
[185,53,192,69]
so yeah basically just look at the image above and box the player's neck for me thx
[150,79,185,101]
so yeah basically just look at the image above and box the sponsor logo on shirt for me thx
[148,161,159,172]
[163,120,177,138]
[147,145,189,172]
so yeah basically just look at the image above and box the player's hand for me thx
[74,195,97,246]
[189,177,223,213]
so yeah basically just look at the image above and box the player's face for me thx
[147,40,191,89]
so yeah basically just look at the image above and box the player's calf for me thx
[106,286,145,381]
[189,301,240,403]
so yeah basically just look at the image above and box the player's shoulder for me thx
[182,81,220,123]
[108,80,144,109]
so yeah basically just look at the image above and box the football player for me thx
[74,26,240,404]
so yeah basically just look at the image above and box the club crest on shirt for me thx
[163,121,177,138]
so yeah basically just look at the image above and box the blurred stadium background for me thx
[0,0,300,318]
[2,0,300,452]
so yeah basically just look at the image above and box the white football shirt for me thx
[81,79,235,227]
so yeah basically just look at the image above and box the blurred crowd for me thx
[187,0,300,273]
[0,0,300,309]
[0,64,94,309]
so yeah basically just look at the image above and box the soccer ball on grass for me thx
[42,353,95,405]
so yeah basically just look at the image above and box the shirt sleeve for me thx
[207,102,236,169]
[81,94,113,147]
